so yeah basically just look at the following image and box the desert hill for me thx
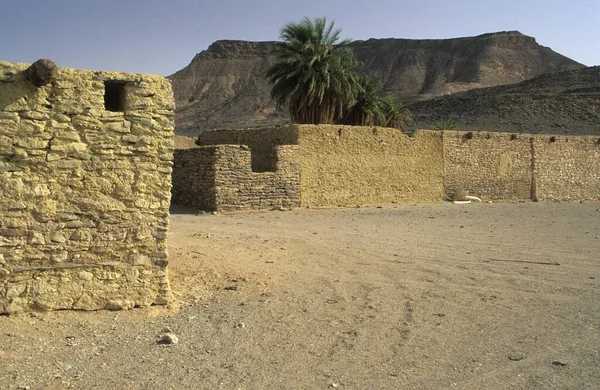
[169,31,583,136]
[409,66,600,134]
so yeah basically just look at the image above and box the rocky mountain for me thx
[169,31,583,136]
[409,66,600,135]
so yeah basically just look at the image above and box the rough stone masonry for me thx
[0,60,175,313]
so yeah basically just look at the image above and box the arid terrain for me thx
[169,31,583,135]
[409,66,600,134]
[1,203,599,389]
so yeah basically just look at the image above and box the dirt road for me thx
[1,203,599,389]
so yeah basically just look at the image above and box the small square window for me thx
[104,81,126,112]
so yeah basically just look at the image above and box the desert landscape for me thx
[2,203,599,389]
[2,9,600,389]
[169,31,599,136]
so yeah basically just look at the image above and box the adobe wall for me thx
[533,136,600,201]
[0,61,175,313]
[197,126,298,172]
[442,131,533,200]
[296,126,444,207]
[172,145,300,211]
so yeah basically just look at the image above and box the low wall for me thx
[198,126,298,172]
[442,131,533,200]
[173,135,197,149]
[533,136,600,201]
[442,131,600,202]
[1,61,174,313]
[184,125,600,208]
[296,126,444,207]
[172,148,217,211]
[172,145,300,211]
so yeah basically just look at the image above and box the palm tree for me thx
[339,76,413,129]
[340,75,385,126]
[266,17,361,124]
[379,96,412,130]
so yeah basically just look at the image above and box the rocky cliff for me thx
[169,31,583,136]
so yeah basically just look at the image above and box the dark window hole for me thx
[104,81,126,112]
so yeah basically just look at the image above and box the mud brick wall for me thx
[172,145,300,211]
[442,131,533,200]
[186,125,599,207]
[296,126,444,207]
[532,136,600,201]
[197,126,298,172]
[0,61,175,313]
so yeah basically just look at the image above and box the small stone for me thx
[104,299,135,311]
[27,58,58,87]
[128,253,151,266]
[224,285,240,291]
[70,230,92,241]
[552,360,567,367]
[154,259,169,268]
[51,251,68,263]
[8,201,27,210]
[508,355,523,361]
[50,232,67,243]
[157,332,179,345]
[122,134,139,143]
[28,232,46,245]
[235,322,246,328]
[67,220,85,228]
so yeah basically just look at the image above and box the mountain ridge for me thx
[169,31,584,136]
[409,65,600,134]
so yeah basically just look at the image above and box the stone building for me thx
[0,60,175,313]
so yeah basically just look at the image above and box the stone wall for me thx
[196,125,444,207]
[296,126,444,207]
[172,145,300,211]
[442,132,600,202]
[533,136,600,202]
[172,147,217,211]
[190,125,599,206]
[173,135,197,149]
[0,61,175,313]
[197,126,298,172]
[442,131,533,200]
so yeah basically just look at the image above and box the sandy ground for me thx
[1,203,599,389]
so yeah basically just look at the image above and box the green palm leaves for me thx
[267,17,411,129]
[340,76,412,130]
[267,17,360,124]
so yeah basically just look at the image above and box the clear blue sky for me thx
[2,0,598,75]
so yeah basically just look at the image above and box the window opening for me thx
[104,81,126,112]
